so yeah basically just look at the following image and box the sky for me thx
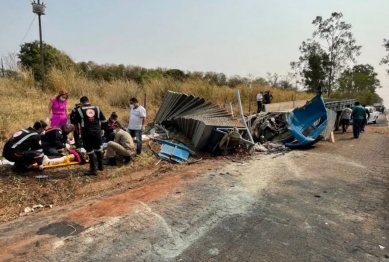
[1,0,388,106]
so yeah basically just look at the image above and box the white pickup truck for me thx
[365,106,379,124]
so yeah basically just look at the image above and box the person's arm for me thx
[114,131,120,143]
[339,110,345,119]
[31,134,42,150]
[117,120,124,129]
[140,107,147,131]
[99,107,107,130]
[55,130,66,149]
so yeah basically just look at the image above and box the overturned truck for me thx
[154,91,338,154]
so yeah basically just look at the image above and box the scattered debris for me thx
[379,245,385,250]
[35,175,49,180]
[254,143,268,152]
[154,138,191,164]
[20,204,48,217]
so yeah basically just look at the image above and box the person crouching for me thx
[41,124,75,157]
[105,123,135,166]
[2,121,47,173]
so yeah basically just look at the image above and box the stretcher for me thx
[32,155,88,169]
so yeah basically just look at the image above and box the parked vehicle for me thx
[365,106,379,124]
[349,106,379,125]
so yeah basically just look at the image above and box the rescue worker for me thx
[72,96,107,176]
[102,112,123,143]
[70,103,83,149]
[41,124,75,156]
[2,120,47,173]
[105,123,135,166]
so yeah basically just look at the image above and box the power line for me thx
[13,15,37,54]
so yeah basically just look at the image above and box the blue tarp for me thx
[285,94,328,147]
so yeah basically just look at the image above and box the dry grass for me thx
[0,69,313,148]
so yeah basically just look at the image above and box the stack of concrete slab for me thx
[154,91,243,149]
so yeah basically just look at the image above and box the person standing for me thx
[127,97,147,155]
[47,90,69,127]
[339,105,352,133]
[256,92,264,113]
[2,120,47,173]
[72,96,107,176]
[105,123,135,166]
[351,102,365,139]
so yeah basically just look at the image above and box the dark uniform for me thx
[70,103,83,149]
[72,104,107,175]
[103,118,123,143]
[2,127,44,172]
[41,126,69,157]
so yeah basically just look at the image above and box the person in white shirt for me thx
[256,92,264,113]
[126,97,147,155]
[340,105,352,133]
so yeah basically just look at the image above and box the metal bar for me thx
[229,102,234,118]
[236,89,254,143]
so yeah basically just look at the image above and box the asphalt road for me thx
[1,128,388,261]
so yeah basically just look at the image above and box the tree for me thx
[291,41,330,92]
[18,41,75,81]
[265,72,297,90]
[338,64,381,94]
[312,12,362,95]
[293,12,361,96]
[380,39,389,75]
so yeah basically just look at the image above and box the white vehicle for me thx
[365,106,379,124]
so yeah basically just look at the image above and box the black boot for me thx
[123,156,131,164]
[95,151,104,171]
[84,153,97,176]
[11,162,29,174]
[104,157,117,166]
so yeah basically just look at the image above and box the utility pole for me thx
[32,1,46,87]
[1,58,4,77]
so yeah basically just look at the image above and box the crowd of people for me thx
[339,102,378,139]
[2,91,147,176]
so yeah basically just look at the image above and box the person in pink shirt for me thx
[47,90,69,127]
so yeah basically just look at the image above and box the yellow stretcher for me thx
[32,155,90,169]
